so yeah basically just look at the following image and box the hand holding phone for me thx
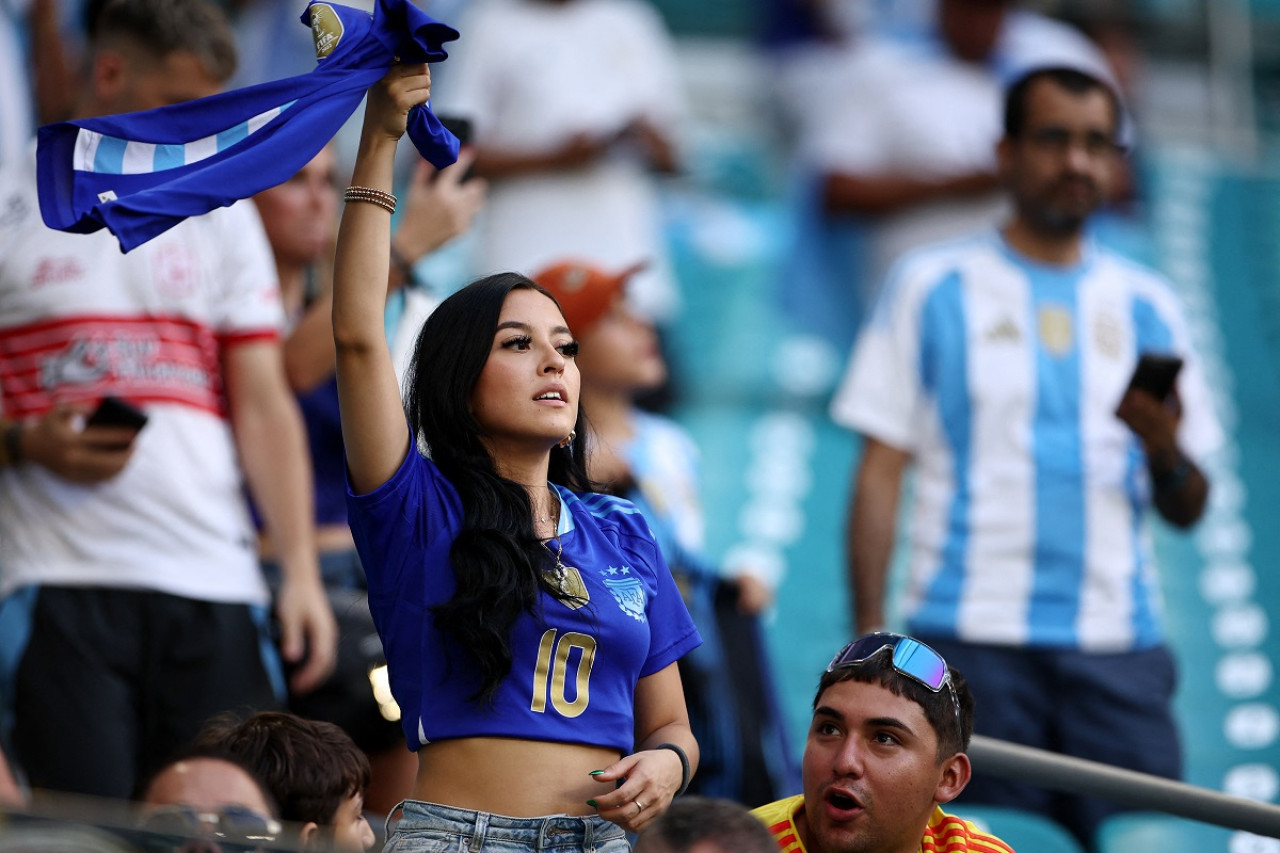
[437,114,476,183]
[1127,353,1183,403]
[85,396,149,431]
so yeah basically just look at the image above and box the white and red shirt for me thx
[0,148,283,604]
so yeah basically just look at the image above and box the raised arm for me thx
[332,65,432,493]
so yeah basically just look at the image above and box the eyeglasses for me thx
[826,632,962,741]
[1025,127,1125,158]
[137,805,281,852]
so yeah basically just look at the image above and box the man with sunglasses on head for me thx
[752,633,1012,853]
[830,66,1222,848]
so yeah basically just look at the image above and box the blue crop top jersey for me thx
[347,448,702,753]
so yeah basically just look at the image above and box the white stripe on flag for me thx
[73,130,103,172]
[246,105,282,135]
[185,134,219,165]
[121,141,156,175]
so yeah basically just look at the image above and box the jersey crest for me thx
[1038,304,1074,356]
[600,567,646,622]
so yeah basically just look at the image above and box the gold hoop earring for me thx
[558,429,577,449]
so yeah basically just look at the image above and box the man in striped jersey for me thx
[752,633,1012,853]
[832,65,1221,847]
[0,0,334,799]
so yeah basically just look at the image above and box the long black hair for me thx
[403,272,592,704]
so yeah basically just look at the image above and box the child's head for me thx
[195,711,374,851]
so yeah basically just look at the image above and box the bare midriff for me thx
[412,737,623,817]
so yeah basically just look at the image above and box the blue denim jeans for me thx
[383,800,630,853]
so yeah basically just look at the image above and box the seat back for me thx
[1094,811,1274,851]
[950,804,1086,853]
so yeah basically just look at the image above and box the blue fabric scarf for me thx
[37,0,459,253]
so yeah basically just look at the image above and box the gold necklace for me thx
[540,486,569,590]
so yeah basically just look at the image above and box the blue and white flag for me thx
[37,0,459,253]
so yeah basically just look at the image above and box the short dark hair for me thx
[634,796,777,853]
[193,711,370,828]
[813,647,975,759]
[90,0,237,83]
[1003,66,1120,140]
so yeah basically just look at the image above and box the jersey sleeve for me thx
[829,258,930,451]
[633,530,701,677]
[207,200,286,339]
[346,447,459,607]
[1158,287,1225,461]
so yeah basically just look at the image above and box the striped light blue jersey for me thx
[36,0,459,252]
[831,231,1222,651]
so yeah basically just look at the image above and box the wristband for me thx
[1153,455,1193,493]
[657,742,691,796]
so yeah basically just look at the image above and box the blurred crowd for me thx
[0,0,1232,852]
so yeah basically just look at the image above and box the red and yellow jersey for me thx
[752,795,1016,853]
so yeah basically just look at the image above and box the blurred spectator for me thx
[633,795,777,853]
[436,0,686,324]
[249,141,484,814]
[831,67,1221,847]
[0,0,79,163]
[134,751,283,853]
[0,0,335,800]
[779,0,1113,348]
[534,259,799,806]
[194,710,376,852]
[134,747,283,853]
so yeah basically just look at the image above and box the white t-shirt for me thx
[0,148,283,604]
[437,0,685,321]
[801,10,1115,286]
[831,231,1222,651]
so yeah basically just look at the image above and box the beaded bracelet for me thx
[344,186,397,215]
[657,742,691,796]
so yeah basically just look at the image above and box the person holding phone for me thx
[0,0,335,801]
[329,65,701,851]
[830,66,1221,847]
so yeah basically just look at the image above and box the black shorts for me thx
[5,586,282,799]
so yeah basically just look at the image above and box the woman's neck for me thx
[491,451,557,529]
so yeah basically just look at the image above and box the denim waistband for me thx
[387,799,628,851]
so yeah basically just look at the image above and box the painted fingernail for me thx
[586,799,599,808]
[588,770,605,776]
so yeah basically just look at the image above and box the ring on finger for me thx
[635,800,646,813]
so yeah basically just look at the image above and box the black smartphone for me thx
[1127,353,1183,402]
[437,114,476,182]
[86,395,149,431]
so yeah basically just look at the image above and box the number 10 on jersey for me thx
[531,629,596,718]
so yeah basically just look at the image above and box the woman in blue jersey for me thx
[330,65,701,852]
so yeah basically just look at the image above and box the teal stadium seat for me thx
[949,805,1085,853]
[1094,812,1271,851]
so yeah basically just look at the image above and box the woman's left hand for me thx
[363,62,432,143]
[586,746,684,833]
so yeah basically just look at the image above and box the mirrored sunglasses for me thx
[827,632,962,737]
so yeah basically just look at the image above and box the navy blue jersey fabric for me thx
[36,0,459,252]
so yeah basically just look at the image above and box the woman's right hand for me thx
[363,62,432,143]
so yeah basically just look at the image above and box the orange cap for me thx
[531,259,648,335]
